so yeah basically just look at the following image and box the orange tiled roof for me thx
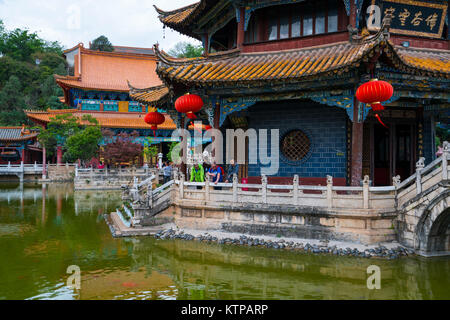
[154,39,450,86]
[56,46,163,92]
[129,84,169,106]
[25,109,177,130]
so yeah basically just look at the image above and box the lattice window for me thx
[281,130,311,161]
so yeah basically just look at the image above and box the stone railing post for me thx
[65,162,68,169]
[261,174,267,204]
[363,175,370,209]
[105,166,108,176]
[75,164,78,177]
[392,175,401,188]
[232,174,238,203]
[326,175,333,209]
[158,153,163,171]
[8,162,10,170]
[90,166,93,180]
[416,157,425,195]
[293,175,299,205]
[20,161,24,169]
[442,141,449,180]
[205,176,210,201]
[179,174,185,200]
[34,161,37,171]
[147,184,153,208]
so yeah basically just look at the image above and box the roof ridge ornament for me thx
[350,15,392,44]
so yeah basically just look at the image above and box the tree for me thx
[101,130,143,166]
[64,125,102,163]
[90,36,114,52]
[0,75,27,125]
[168,42,203,58]
[38,113,99,159]
[0,22,67,125]
[143,137,159,165]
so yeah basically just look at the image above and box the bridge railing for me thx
[396,143,450,208]
[0,161,46,173]
[75,166,158,178]
[173,173,396,211]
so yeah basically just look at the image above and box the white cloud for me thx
[0,0,200,51]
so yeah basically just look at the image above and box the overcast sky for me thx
[0,0,200,51]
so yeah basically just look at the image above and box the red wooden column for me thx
[349,1,356,28]
[351,98,363,186]
[236,7,245,49]
[21,147,26,163]
[56,145,63,165]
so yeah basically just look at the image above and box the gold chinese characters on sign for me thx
[369,0,447,39]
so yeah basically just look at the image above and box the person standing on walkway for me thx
[162,161,172,184]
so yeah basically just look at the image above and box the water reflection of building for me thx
[129,238,449,299]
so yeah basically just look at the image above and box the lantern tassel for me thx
[187,112,197,119]
[375,114,388,128]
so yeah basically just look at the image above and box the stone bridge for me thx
[0,162,44,182]
[120,143,450,257]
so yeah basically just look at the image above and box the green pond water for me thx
[0,182,448,300]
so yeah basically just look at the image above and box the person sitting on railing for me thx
[207,162,223,190]
[225,159,239,183]
[98,161,105,169]
[162,161,172,184]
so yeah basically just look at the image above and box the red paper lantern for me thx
[356,79,393,128]
[356,79,393,111]
[175,93,203,119]
[144,111,165,136]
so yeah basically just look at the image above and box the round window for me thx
[281,130,311,161]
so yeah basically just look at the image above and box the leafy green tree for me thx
[90,35,114,52]
[143,137,159,165]
[168,42,204,58]
[64,125,102,163]
[0,75,28,125]
[38,114,99,159]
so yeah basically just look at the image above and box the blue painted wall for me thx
[246,101,348,178]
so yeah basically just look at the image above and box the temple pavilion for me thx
[26,43,179,164]
[135,0,449,186]
[0,126,40,164]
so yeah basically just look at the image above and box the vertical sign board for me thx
[368,0,448,38]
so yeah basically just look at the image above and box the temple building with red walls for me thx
[26,43,180,164]
[0,126,40,164]
[136,0,449,186]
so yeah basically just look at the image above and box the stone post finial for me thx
[416,157,425,171]
[392,175,401,187]
[443,141,449,153]
[326,175,333,186]
[363,175,370,184]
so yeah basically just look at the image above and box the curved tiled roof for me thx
[154,1,214,39]
[154,37,450,86]
[26,109,177,130]
[0,127,39,142]
[128,84,170,106]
